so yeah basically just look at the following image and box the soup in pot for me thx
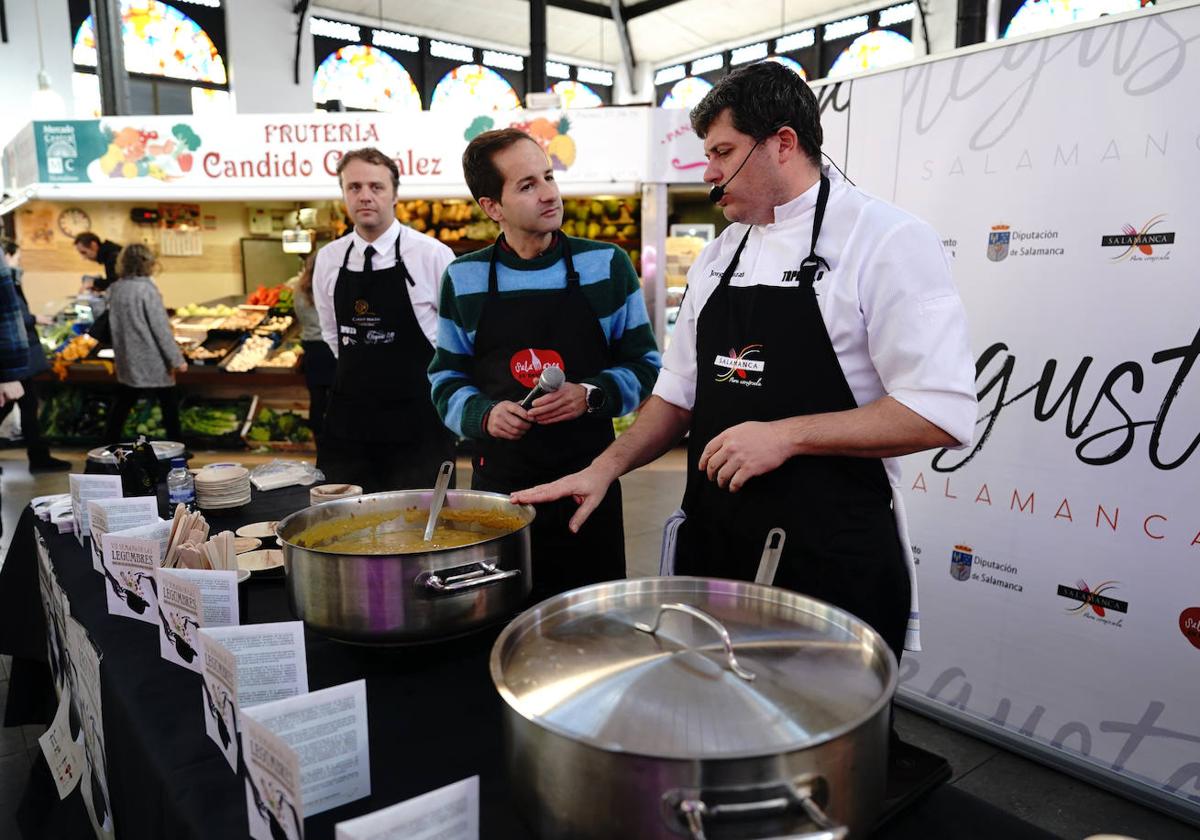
[293,507,525,554]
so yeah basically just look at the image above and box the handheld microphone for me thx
[519,366,565,410]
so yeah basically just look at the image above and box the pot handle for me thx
[634,603,755,682]
[417,561,520,594]
[670,775,847,840]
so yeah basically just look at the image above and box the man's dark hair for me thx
[73,232,101,248]
[462,128,543,203]
[336,147,400,191]
[0,238,17,257]
[690,61,823,167]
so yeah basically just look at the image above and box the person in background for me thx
[0,239,71,471]
[428,128,661,603]
[289,251,336,448]
[73,232,122,292]
[103,244,187,443]
[311,147,457,493]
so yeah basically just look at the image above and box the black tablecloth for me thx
[0,486,1058,840]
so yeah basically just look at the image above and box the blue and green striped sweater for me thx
[429,236,661,440]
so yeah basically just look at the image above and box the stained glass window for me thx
[765,55,809,80]
[429,64,521,111]
[827,29,915,78]
[549,80,602,109]
[313,45,422,111]
[73,0,226,85]
[660,76,714,109]
[1004,0,1146,38]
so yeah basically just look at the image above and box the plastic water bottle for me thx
[167,457,195,510]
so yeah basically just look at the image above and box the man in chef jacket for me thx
[515,60,977,671]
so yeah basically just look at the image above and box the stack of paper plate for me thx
[194,465,252,510]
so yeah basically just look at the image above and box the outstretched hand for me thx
[511,464,615,533]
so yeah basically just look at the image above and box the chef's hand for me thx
[511,462,616,533]
[486,400,533,440]
[0,381,23,407]
[699,421,792,493]
[527,382,586,425]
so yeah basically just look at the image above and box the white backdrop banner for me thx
[836,4,1200,816]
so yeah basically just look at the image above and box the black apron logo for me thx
[714,344,765,387]
[354,299,370,316]
[510,347,565,388]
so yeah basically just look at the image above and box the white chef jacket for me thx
[654,166,978,651]
[312,219,454,357]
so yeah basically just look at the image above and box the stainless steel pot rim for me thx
[274,489,535,557]
[87,440,185,463]
[490,576,898,761]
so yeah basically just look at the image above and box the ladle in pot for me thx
[423,460,455,542]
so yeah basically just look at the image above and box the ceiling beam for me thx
[547,0,613,18]
[609,0,636,80]
[623,0,688,20]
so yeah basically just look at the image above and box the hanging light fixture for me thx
[30,0,67,118]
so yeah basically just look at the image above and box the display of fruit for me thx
[180,404,243,438]
[246,407,313,444]
[176,303,236,319]
[224,335,274,372]
[50,334,99,378]
[254,315,294,335]
[255,346,302,369]
[121,399,165,439]
[246,284,293,311]
[217,308,267,331]
[561,197,640,243]
[39,388,109,443]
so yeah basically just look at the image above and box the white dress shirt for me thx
[312,219,455,357]
[654,166,977,487]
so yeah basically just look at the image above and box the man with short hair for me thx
[429,128,661,602]
[311,147,457,492]
[0,239,70,471]
[515,61,977,667]
[73,232,122,291]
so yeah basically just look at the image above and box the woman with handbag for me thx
[103,245,187,443]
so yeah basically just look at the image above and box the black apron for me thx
[470,235,624,602]
[675,176,910,661]
[321,232,456,493]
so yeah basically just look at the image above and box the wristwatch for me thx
[582,383,605,414]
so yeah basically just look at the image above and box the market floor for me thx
[0,446,1196,840]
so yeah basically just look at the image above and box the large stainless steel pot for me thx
[275,490,534,644]
[490,577,897,839]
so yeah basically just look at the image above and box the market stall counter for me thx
[0,485,1058,840]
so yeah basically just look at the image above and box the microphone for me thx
[519,366,565,410]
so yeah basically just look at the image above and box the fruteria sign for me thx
[19,108,649,196]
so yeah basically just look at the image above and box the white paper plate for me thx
[235,521,278,539]
[237,549,283,573]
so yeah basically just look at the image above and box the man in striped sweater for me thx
[429,128,661,602]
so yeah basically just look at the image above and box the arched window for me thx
[660,76,713,109]
[1003,0,1147,38]
[73,0,226,84]
[71,0,229,116]
[827,29,915,78]
[313,45,422,112]
[765,55,809,80]
[429,64,521,111]
[549,80,602,109]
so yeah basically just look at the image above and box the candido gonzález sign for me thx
[33,116,454,187]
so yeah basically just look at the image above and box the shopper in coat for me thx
[103,244,187,443]
[0,239,71,471]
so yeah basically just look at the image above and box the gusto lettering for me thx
[932,326,1200,473]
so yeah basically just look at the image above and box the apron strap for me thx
[394,226,415,287]
[717,227,753,290]
[799,174,831,280]
[340,240,354,269]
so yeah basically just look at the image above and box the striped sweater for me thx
[429,236,661,440]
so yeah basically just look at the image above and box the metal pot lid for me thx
[491,577,897,760]
[87,440,185,464]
